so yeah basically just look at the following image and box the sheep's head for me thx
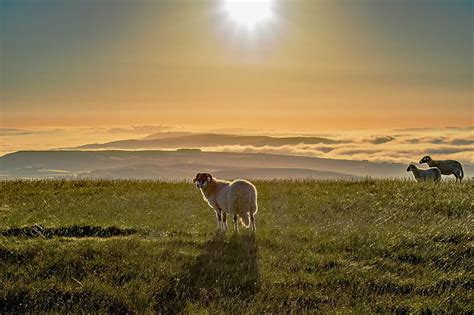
[193,172,213,189]
[406,164,416,172]
[420,156,432,164]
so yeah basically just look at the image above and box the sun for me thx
[220,0,275,31]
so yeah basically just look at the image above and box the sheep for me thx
[193,172,258,232]
[406,164,441,182]
[419,156,464,182]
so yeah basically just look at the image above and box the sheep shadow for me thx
[156,232,259,313]
[0,224,136,238]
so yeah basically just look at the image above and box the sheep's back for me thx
[227,180,258,213]
[413,167,441,182]
[433,160,462,174]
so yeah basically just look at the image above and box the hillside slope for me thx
[0,150,414,179]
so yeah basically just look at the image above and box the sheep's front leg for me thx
[222,212,228,231]
[233,214,239,233]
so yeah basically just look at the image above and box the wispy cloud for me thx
[366,135,396,145]
[0,128,65,136]
[101,125,178,135]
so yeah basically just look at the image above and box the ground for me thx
[1,179,472,313]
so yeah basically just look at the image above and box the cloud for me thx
[405,137,442,144]
[447,138,473,146]
[103,125,177,135]
[193,127,474,164]
[391,126,473,132]
[422,146,474,155]
[0,128,35,136]
[0,128,65,136]
[366,135,395,144]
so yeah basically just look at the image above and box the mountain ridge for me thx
[71,133,340,150]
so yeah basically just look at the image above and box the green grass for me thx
[1,179,473,313]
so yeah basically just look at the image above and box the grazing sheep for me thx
[406,164,441,182]
[193,173,258,232]
[419,156,464,182]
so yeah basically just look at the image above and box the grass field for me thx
[1,179,472,313]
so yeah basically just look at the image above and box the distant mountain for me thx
[0,150,432,180]
[140,132,195,140]
[72,133,339,150]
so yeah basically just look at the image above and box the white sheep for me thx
[419,156,464,182]
[406,164,441,182]
[193,173,258,232]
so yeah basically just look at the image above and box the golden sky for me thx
[1,0,472,130]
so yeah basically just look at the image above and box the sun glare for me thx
[221,0,275,31]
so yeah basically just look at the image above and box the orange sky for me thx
[1,0,472,130]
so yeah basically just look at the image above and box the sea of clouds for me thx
[1,126,472,165]
[201,127,473,164]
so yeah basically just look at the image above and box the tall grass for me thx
[1,179,472,312]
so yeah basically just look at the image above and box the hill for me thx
[0,150,415,180]
[73,133,339,150]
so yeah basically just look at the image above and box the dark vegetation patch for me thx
[0,247,36,264]
[156,233,259,313]
[0,224,136,238]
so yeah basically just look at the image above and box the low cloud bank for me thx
[1,126,472,164]
[196,129,473,164]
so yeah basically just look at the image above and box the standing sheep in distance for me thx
[406,164,441,182]
[193,173,258,232]
[419,156,464,182]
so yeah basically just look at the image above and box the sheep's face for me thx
[420,156,431,164]
[407,164,415,172]
[193,173,212,189]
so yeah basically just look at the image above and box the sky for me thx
[0,0,473,131]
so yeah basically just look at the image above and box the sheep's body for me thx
[196,175,258,232]
[407,164,441,182]
[227,180,258,229]
[420,156,464,182]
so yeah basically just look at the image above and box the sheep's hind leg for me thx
[233,214,239,233]
[250,212,256,232]
[456,172,462,182]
